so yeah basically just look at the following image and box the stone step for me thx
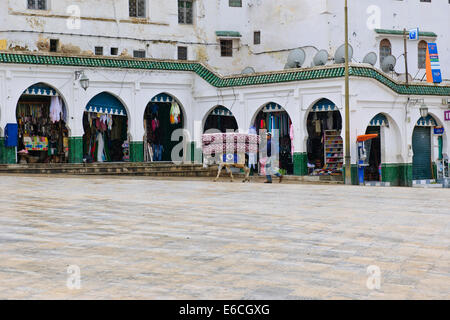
[412,179,436,185]
[364,181,391,187]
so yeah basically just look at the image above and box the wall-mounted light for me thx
[75,71,89,91]
[420,104,429,118]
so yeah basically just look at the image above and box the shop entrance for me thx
[306,99,343,176]
[144,93,184,162]
[412,126,432,180]
[83,92,129,163]
[412,115,438,180]
[364,126,381,181]
[253,102,293,175]
[203,106,238,133]
[16,83,69,164]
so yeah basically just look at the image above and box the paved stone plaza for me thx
[0,175,448,300]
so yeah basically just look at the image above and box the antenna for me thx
[284,48,306,69]
[313,50,329,66]
[381,55,397,73]
[362,52,377,66]
[334,44,353,64]
[241,67,256,75]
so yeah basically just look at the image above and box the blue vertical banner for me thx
[427,43,442,84]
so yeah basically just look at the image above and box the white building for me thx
[0,0,449,186]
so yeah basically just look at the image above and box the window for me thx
[178,0,193,24]
[49,39,58,52]
[178,46,188,60]
[95,47,104,56]
[229,0,242,7]
[133,50,146,58]
[27,0,46,10]
[111,47,119,56]
[129,0,146,18]
[220,40,233,57]
[254,31,261,45]
[418,40,427,69]
[379,39,392,64]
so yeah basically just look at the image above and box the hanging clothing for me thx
[170,102,181,125]
[248,126,257,169]
[49,96,62,123]
[96,132,105,162]
[327,112,334,130]
[315,119,321,134]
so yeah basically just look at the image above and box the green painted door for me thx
[412,126,432,180]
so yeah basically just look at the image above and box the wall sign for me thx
[445,110,450,122]
[434,126,444,135]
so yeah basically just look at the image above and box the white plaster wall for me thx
[1,0,448,78]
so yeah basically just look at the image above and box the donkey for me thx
[203,154,251,183]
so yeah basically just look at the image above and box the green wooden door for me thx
[412,126,432,180]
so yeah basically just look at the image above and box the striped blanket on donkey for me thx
[202,133,260,182]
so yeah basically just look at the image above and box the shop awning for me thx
[263,102,285,113]
[312,99,337,112]
[370,114,389,127]
[85,92,127,117]
[416,115,437,127]
[211,106,233,117]
[23,84,59,97]
[151,93,175,103]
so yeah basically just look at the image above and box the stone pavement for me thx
[0,175,448,300]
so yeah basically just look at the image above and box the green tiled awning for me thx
[0,53,449,96]
[375,29,437,38]
[215,31,242,38]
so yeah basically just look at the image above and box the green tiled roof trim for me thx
[215,31,242,37]
[0,53,449,96]
[375,29,437,38]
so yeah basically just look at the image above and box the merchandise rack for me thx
[324,130,343,173]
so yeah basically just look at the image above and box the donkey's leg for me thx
[243,166,251,183]
[225,165,234,182]
[214,164,223,182]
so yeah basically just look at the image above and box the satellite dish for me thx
[241,67,256,74]
[334,44,353,64]
[313,50,329,66]
[381,55,396,73]
[284,48,306,69]
[397,73,412,82]
[363,52,377,66]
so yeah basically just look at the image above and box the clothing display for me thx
[83,112,127,163]
[248,126,258,169]
[169,102,181,125]
[144,101,184,162]
[254,110,293,175]
[16,100,69,163]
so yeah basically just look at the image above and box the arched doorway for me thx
[83,92,129,162]
[16,83,70,164]
[364,114,389,181]
[412,115,437,180]
[306,98,343,176]
[143,93,184,162]
[203,106,238,133]
[253,102,293,175]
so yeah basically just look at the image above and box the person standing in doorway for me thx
[265,132,283,184]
